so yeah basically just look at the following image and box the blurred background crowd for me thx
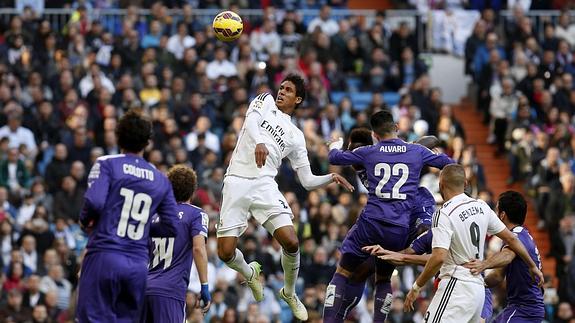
[0,0,572,323]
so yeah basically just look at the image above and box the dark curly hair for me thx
[167,165,197,203]
[348,127,373,150]
[281,74,306,109]
[116,109,153,154]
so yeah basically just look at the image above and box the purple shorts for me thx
[340,216,408,273]
[143,295,186,323]
[76,252,148,323]
[482,287,493,319]
[492,304,545,323]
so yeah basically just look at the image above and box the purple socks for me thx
[373,280,393,323]
[323,273,366,323]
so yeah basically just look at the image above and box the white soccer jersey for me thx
[226,93,310,178]
[432,193,506,284]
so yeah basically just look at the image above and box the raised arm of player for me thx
[291,135,354,191]
[80,159,111,231]
[150,180,179,237]
[464,248,516,275]
[493,228,543,287]
[327,140,366,166]
[419,145,455,169]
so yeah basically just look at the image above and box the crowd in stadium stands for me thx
[0,0,570,323]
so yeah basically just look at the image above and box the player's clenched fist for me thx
[255,143,269,168]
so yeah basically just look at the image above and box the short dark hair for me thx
[281,74,306,109]
[167,165,197,202]
[497,191,527,225]
[370,109,396,137]
[116,109,153,153]
[348,127,373,150]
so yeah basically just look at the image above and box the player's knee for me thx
[217,244,235,263]
[281,237,299,254]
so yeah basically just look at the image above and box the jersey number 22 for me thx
[374,163,409,200]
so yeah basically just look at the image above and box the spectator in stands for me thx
[535,147,562,229]
[0,289,32,322]
[22,274,44,309]
[389,21,418,62]
[0,110,37,159]
[166,21,195,60]
[555,11,575,48]
[39,264,71,311]
[0,147,31,195]
[185,116,220,154]
[206,46,238,80]
[490,77,519,155]
[52,176,84,223]
[307,5,339,37]
[250,18,282,62]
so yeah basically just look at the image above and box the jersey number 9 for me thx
[117,188,152,240]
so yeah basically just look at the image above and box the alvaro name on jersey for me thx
[227,93,309,178]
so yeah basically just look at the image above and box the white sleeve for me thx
[245,93,275,144]
[244,112,264,144]
[431,210,453,250]
[486,207,506,235]
[295,165,333,191]
[247,92,275,116]
[287,132,311,170]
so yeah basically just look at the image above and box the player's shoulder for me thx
[441,194,476,215]
[179,203,208,222]
[251,92,275,108]
[95,154,126,163]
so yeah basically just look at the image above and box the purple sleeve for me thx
[410,229,433,255]
[420,146,454,169]
[328,147,365,166]
[80,160,111,228]
[190,210,208,239]
[150,179,179,237]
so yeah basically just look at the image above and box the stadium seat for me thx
[345,77,362,92]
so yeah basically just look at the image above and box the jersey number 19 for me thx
[117,188,152,240]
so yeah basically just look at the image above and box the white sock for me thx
[225,249,253,280]
[281,249,300,296]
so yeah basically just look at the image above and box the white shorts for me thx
[425,277,484,323]
[217,175,293,237]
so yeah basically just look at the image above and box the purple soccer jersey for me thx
[499,226,545,318]
[147,203,208,302]
[81,154,179,261]
[329,139,453,228]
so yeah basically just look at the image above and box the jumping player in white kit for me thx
[403,164,544,323]
[217,74,353,321]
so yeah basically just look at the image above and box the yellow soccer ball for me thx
[212,11,243,42]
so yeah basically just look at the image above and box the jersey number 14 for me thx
[151,237,175,269]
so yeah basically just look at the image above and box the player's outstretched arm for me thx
[419,145,455,169]
[484,267,506,288]
[404,247,448,312]
[327,137,365,166]
[464,248,516,275]
[495,228,544,287]
[193,234,211,313]
[295,165,354,192]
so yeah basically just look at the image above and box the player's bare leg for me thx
[217,236,263,301]
[273,225,308,321]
